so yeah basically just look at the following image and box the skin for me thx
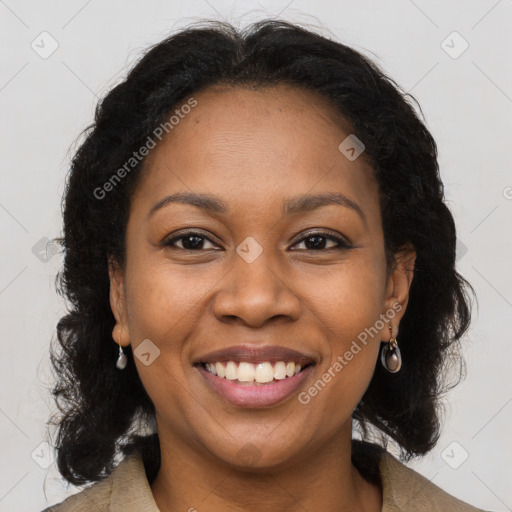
[109,84,416,512]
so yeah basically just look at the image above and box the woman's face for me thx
[110,84,414,470]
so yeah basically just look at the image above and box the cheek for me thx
[122,260,209,394]
[125,259,213,342]
[295,256,385,415]
[122,261,212,425]
[300,254,387,340]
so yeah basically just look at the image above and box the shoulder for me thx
[351,440,488,511]
[378,446,488,511]
[41,451,159,512]
[40,471,114,512]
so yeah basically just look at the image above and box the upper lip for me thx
[195,345,316,366]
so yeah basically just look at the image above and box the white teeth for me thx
[238,362,255,382]
[225,361,238,380]
[285,362,296,377]
[204,360,307,383]
[273,361,287,380]
[215,362,226,378]
[255,362,274,383]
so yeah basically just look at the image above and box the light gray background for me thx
[1,1,511,510]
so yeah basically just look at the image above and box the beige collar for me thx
[109,451,160,512]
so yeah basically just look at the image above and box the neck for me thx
[150,425,382,512]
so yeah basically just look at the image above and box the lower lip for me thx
[197,364,314,408]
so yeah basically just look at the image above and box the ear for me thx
[108,256,131,347]
[380,244,416,340]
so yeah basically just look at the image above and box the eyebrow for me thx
[283,192,366,223]
[147,191,366,223]
[147,192,226,219]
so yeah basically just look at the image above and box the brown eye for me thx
[291,232,352,251]
[164,232,219,250]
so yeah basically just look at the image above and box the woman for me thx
[43,20,485,511]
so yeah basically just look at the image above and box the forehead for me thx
[132,84,380,223]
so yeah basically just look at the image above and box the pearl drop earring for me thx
[116,327,128,370]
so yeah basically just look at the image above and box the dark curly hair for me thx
[48,19,473,487]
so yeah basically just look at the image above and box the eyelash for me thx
[162,230,352,252]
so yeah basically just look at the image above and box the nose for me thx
[212,252,302,328]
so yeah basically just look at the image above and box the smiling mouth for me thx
[200,360,314,385]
